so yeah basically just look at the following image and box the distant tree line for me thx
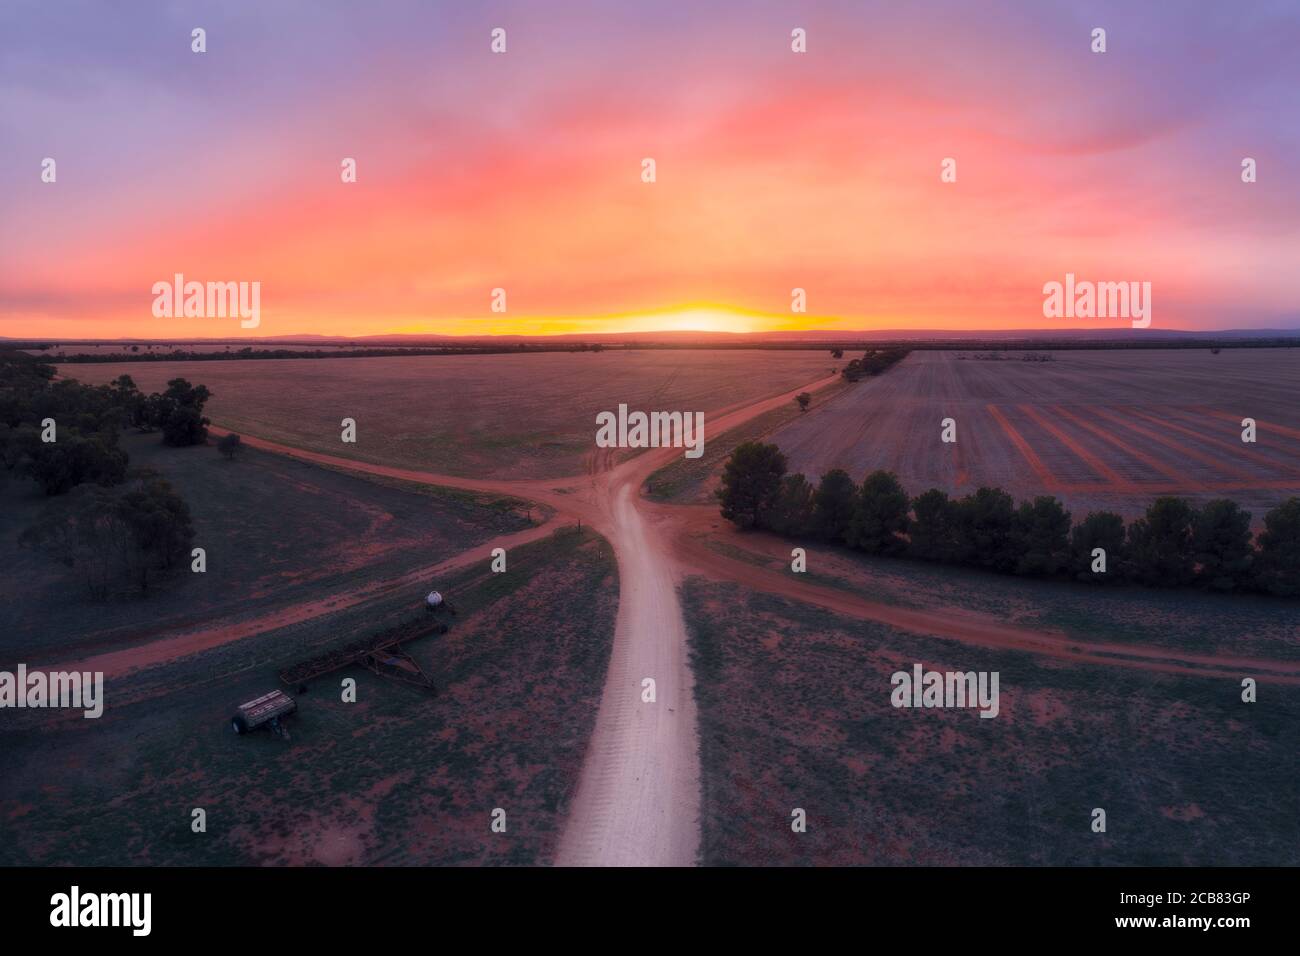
[42,342,613,363]
[840,348,911,382]
[9,338,1298,362]
[717,441,1300,597]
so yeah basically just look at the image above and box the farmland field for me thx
[770,349,1300,521]
[0,432,532,661]
[0,520,617,866]
[682,564,1300,866]
[66,351,840,480]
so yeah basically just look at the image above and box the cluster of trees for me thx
[717,441,1300,597]
[19,472,195,598]
[2,351,210,600]
[117,376,212,446]
[1,352,213,495]
[841,348,910,382]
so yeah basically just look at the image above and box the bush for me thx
[217,432,242,460]
[848,470,910,555]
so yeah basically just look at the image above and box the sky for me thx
[1,0,1298,339]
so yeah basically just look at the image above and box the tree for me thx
[20,485,129,599]
[830,348,844,359]
[114,473,195,590]
[848,470,910,554]
[768,473,816,536]
[1013,496,1072,576]
[811,469,857,543]
[217,432,242,461]
[21,432,127,495]
[1070,511,1126,582]
[19,473,194,598]
[156,378,212,446]
[162,404,209,446]
[717,442,787,530]
[1191,499,1254,591]
[1254,497,1300,596]
[1127,496,1196,587]
[909,489,961,562]
[952,487,1017,572]
[795,392,811,413]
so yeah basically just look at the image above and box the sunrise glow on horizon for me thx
[3,1,1299,340]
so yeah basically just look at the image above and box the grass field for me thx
[0,526,616,866]
[682,571,1300,866]
[770,349,1300,521]
[66,351,840,480]
[0,432,531,662]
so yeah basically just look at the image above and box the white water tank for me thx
[425,590,443,608]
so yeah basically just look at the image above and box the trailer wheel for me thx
[231,714,248,735]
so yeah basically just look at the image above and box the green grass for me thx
[0,527,617,866]
[682,577,1300,866]
[646,382,847,504]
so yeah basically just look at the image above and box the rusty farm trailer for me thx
[232,689,296,737]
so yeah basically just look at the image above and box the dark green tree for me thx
[1191,499,1254,591]
[1069,510,1127,582]
[1254,497,1300,596]
[1012,495,1072,576]
[717,442,788,530]
[1127,496,1196,587]
[811,469,858,543]
[848,470,910,554]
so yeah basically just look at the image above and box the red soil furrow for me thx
[1047,478,1300,494]
[1016,403,1128,487]
[985,404,1057,489]
[1124,406,1296,474]
[1051,404,1201,490]
[1088,406,1257,481]
[1190,407,1300,459]
[672,532,1300,683]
